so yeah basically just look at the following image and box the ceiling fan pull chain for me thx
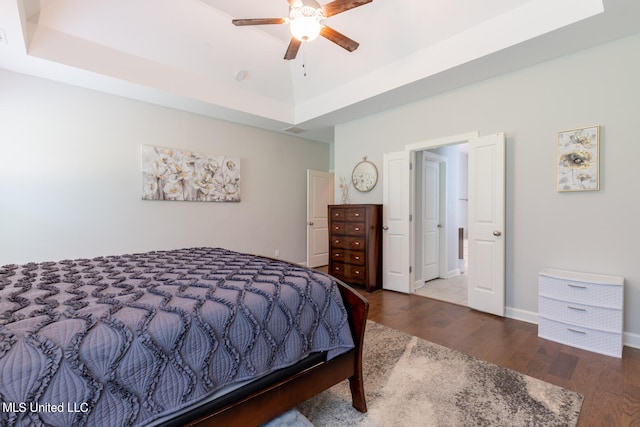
[302,42,308,77]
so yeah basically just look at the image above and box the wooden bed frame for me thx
[180,279,369,427]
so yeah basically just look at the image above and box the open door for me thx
[420,154,442,282]
[382,151,412,293]
[306,170,333,268]
[467,133,506,316]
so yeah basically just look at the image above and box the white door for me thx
[421,156,440,281]
[467,133,506,316]
[382,151,412,293]
[306,170,333,268]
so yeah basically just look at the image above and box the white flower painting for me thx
[141,145,240,202]
[557,126,599,192]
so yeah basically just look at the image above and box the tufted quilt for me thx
[0,247,354,426]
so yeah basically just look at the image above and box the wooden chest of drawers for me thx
[538,268,624,358]
[328,204,382,291]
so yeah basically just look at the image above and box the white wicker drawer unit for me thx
[538,268,624,358]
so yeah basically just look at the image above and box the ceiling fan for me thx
[232,0,372,60]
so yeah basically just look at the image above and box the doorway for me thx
[413,144,469,306]
[382,131,505,316]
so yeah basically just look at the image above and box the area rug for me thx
[293,321,583,427]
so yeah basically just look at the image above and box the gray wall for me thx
[0,70,330,265]
[334,33,640,342]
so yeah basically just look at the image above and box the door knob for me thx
[308,222,314,226]
[383,226,389,230]
[493,230,502,236]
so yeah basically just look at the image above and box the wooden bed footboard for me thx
[336,279,369,413]
[184,279,369,427]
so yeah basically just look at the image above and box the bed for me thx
[0,247,368,427]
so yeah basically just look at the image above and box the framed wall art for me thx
[557,125,600,192]
[141,145,240,202]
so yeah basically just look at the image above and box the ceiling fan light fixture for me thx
[289,6,323,42]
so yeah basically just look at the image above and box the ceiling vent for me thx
[283,126,307,134]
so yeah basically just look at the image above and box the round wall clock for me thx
[352,157,378,192]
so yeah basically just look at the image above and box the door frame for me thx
[382,130,506,317]
[404,133,478,294]
[382,132,478,294]
[403,131,506,317]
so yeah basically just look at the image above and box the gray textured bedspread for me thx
[0,247,354,426]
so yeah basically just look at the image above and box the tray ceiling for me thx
[1,0,638,142]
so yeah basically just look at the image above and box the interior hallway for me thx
[414,236,468,306]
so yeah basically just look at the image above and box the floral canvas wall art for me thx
[557,126,599,192]
[141,145,240,202]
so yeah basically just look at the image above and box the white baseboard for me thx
[624,331,640,350]
[443,269,460,279]
[505,306,538,325]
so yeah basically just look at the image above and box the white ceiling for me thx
[1,0,639,143]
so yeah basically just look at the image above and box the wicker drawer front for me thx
[539,275,623,308]
[538,269,624,358]
[538,296,622,331]
[538,317,622,358]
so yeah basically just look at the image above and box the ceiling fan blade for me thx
[322,0,372,18]
[232,18,286,26]
[284,38,302,60]
[320,26,359,52]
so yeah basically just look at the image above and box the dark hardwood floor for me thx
[355,288,640,426]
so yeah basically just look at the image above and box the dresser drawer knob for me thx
[335,240,340,244]
[355,242,360,246]
[354,227,360,231]
[355,213,360,217]
[567,328,587,334]
[355,256,360,260]
[568,306,587,312]
[354,270,360,275]
[335,254,340,257]
[568,284,587,289]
